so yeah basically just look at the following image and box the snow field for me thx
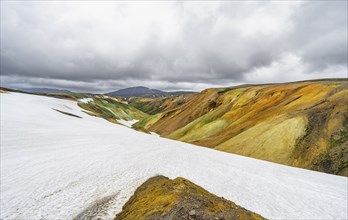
[1,92,347,219]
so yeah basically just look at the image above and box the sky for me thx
[1,1,347,93]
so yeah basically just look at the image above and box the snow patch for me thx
[79,98,93,103]
[117,119,139,127]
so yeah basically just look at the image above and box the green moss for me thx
[303,123,313,139]
[337,161,348,174]
[78,96,148,123]
[133,113,164,129]
[327,82,341,87]
[330,139,341,148]
[128,98,165,115]
[217,88,230,93]
[330,117,348,149]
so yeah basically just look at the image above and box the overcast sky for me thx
[1,1,347,93]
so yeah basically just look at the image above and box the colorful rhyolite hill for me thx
[133,79,348,176]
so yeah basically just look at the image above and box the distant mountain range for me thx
[18,88,71,93]
[106,86,194,97]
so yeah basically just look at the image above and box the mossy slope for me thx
[115,176,265,220]
[134,79,348,176]
[78,96,148,124]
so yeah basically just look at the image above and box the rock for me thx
[115,176,265,220]
[189,210,196,216]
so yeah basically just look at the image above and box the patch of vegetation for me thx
[115,176,264,220]
[132,102,162,115]
[314,114,348,176]
[336,161,348,175]
[78,102,118,122]
[217,88,231,94]
[133,113,164,130]
[128,95,191,116]
[330,117,348,148]
[78,96,148,124]
[327,82,341,87]
[303,122,313,139]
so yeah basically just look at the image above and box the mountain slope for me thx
[77,96,148,123]
[134,79,348,176]
[1,92,347,219]
[128,95,191,115]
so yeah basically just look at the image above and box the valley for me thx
[2,2,346,219]
[1,90,347,219]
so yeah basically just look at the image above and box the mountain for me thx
[106,86,194,97]
[106,86,164,97]
[133,79,348,176]
[1,91,346,219]
[19,87,71,93]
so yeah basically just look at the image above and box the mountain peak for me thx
[106,86,164,97]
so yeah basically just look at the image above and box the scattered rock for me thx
[189,209,196,216]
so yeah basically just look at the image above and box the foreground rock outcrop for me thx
[115,176,265,220]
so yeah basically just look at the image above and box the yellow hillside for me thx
[133,79,348,176]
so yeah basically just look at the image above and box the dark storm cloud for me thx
[1,1,347,92]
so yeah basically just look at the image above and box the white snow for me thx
[116,119,139,127]
[79,98,93,103]
[1,92,347,220]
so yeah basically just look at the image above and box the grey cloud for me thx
[1,1,347,93]
[287,1,348,71]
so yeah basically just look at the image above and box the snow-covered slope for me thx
[1,92,347,220]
